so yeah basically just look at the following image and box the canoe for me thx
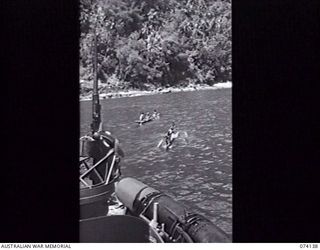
[135,118,154,125]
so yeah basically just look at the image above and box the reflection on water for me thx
[80,88,232,236]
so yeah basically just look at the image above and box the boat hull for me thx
[116,177,230,242]
[80,179,118,220]
[80,215,163,242]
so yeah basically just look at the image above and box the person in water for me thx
[145,112,151,120]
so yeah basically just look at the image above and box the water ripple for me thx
[81,88,232,235]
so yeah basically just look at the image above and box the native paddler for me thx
[165,122,176,145]
[152,109,160,119]
[145,112,151,121]
[139,112,145,122]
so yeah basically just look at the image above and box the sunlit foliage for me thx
[80,0,231,90]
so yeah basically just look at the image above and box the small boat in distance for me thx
[135,111,160,125]
[134,118,154,125]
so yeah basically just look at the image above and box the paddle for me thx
[157,139,164,148]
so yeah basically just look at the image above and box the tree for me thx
[80,0,231,92]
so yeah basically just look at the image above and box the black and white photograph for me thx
[79,0,231,243]
[3,0,320,245]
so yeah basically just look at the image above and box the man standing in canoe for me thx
[165,122,176,145]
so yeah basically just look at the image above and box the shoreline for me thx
[80,81,232,101]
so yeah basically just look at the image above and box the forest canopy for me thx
[80,0,231,92]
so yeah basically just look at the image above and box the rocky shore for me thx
[80,81,232,101]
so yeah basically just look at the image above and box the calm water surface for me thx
[80,88,232,236]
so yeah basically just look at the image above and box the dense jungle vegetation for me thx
[80,0,231,93]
